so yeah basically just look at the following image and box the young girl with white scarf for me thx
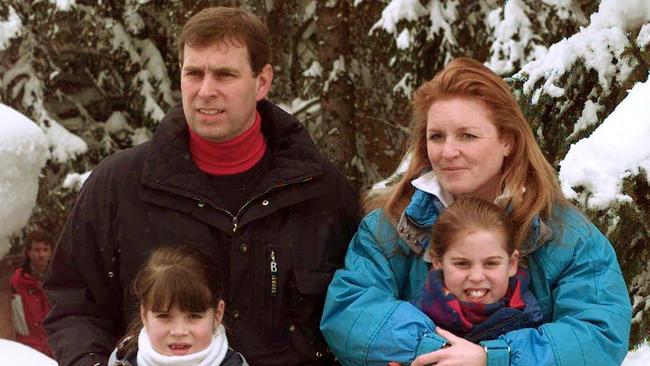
[109,246,247,366]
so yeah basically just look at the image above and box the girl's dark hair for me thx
[116,245,223,357]
[430,197,515,259]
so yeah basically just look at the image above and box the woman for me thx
[320,58,631,366]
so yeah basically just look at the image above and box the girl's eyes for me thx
[450,261,500,268]
[152,312,206,320]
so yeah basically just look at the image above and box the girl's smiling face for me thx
[141,301,224,356]
[434,229,518,304]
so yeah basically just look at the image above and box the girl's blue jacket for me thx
[320,189,631,366]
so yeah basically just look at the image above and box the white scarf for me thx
[137,324,228,366]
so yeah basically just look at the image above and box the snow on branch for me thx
[559,74,650,209]
[0,6,22,51]
[49,0,76,12]
[106,18,174,125]
[426,0,458,47]
[371,0,428,35]
[485,0,548,75]
[371,0,459,48]
[518,0,650,103]
[2,47,88,163]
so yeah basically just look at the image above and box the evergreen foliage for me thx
[0,0,648,346]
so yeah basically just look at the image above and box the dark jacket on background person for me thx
[44,99,359,366]
[10,268,53,357]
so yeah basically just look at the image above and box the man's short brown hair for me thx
[179,6,271,75]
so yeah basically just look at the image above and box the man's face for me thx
[27,242,52,273]
[180,42,273,143]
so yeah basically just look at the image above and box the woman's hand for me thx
[411,327,487,366]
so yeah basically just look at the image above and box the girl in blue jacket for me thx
[320,58,631,366]
[412,197,542,346]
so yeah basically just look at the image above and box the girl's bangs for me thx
[143,269,213,313]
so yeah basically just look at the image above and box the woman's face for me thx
[426,98,511,201]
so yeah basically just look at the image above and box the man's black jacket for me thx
[44,100,359,366]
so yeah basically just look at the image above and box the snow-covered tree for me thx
[511,0,650,346]
[1,0,649,346]
[371,0,650,345]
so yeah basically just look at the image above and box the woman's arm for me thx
[410,209,631,366]
[320,210,448,366]
[501,219,631,366]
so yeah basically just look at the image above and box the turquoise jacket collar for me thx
[398,186,553,258]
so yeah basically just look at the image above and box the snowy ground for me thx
[0,339,647,365]
[1,0,649,364]
[0,340,57,365]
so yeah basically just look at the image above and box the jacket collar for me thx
[140,99,324,208]
[397,172,553,258]
[15,268,41,284]
[406,172,451,227]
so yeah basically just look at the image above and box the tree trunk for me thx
[316,0,358,187]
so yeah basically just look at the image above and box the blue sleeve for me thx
[497,215,631,366]
[320,211,448,366]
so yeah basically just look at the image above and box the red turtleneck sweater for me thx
[189,112,267,175]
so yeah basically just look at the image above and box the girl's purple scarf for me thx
[414,268,538,339]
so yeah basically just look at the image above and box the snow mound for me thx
[0,104,49,259]
[0,339,57,365]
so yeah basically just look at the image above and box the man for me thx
[44,7,358,366]
[11,229,54,357]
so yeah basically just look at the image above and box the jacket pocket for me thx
[289,270,336,363]
[290,270,333,325]
[293,269,333,295]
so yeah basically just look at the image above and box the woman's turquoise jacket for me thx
[320,189,631,366]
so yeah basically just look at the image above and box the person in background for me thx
[11,228,54,357]
[44,6,358,366]
[320,57,631,366]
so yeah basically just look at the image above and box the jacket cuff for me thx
[415,332,449,357]
[479,339,510,366]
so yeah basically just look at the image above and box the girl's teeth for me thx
[467,289,487,298]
